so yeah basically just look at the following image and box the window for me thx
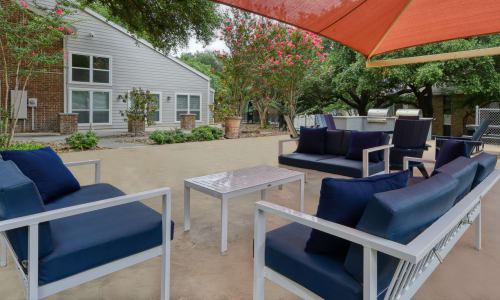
[71,54,111,84]
[149,93,161,122]
[176,94,201,122]
[71,90,111,124]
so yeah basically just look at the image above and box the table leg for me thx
[300,176,305,212]
[221,196,228,253]
[1,235,6,267]
[184,185,191,232]
[261,189,267,201]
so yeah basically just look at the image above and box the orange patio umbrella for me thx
[212,0,500,67]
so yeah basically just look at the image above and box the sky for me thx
[180,36,227,54]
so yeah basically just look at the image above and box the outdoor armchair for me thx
[433,119,491,157]
[0,159,173,300]
[254,161,500,300]
[389,119,432,177]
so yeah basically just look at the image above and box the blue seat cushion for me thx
[314,157,385,178]
[305,171,409,256]
[296,127,327,155]
[40,184,174,285]
[0,147,80,203]
[0,161,53,262]
[279,153,336,169]
[435,139,468,169]
[345,173,459,282]
[407,176,426,185]
[471,153,497,188]
[434,157,478,203]
[325,130,345,155]
[346,131,383,163]
[267,222,389,300]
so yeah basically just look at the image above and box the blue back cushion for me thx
[434,157,478,203]
[435,139,468,169]
[325,130,344,155]
[1,147,80,203]
[470,152,497,189]
[0,161,53,262]
[296,127,327,155]
[344,173,459,282]
[345,131,383,162]
[305,171,409,256]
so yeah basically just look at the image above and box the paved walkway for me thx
[0,136,499,299]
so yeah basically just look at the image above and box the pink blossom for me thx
[58,26,64,31]
[32,52,36,57]
[64,53,69,58]
[289,62,294,66]
[296,55,301,59]
[274,60,280,65]
[56,8,63,15]
[67,29,72,34]
[225,26,232,31]
[21,1,28,8]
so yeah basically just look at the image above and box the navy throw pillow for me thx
[435,139,468,169]
[304,171,409,256]
[1,147,80,203]
[296,127,327,155]
[471,152,497,189]
[345,131,383,162]
[325,130,344,155]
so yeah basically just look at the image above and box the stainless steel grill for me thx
[396,109,422,119]
[367,108,391,123]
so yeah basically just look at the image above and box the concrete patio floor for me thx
[1,135,499,300]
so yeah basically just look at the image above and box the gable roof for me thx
[82,8,211,82]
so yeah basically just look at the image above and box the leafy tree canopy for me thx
[77,0,222,53]
[179,51,222,90]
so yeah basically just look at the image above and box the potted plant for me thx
[118,88,159,136]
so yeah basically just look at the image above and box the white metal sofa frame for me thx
[0,160,172,300]
[279,138,394,179]
[254,157,500,300]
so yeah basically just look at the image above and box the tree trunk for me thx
[415,84,434,118]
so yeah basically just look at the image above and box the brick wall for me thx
[432,94,475,137]
[1,0,65,133]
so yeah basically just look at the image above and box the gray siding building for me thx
[57,5,212,130]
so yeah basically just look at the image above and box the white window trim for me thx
[174,93,202,122]
[69,88,113,126]
[126,90,163,124]
[69,52,112,86]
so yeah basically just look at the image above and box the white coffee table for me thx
[184,165,304,253]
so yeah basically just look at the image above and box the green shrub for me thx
[149,126,223,145]
[66,130,99,151]
[0,142,44,151]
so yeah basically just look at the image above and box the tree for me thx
[78,0,221,53]
[179,51,222,90]
[0,1,77,146]
[215,9,259,118]
[298,41,410,116]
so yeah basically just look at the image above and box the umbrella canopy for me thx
[213,0,500,66]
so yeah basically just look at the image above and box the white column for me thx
[184,185,191,232]
[299,176,305,212]
[363,247,377,300]
[1,235,7,267]
[253,208,266,300]
[221,196,228,253]
[161,193,171,300]
[476,200,482,251]
[28,224,39,300]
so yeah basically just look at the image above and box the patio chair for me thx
[0,158,173,300]
[389,119,432,177]
[434,119,491,157]
[315,114,336,130]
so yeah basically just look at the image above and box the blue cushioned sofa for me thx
[254,154,499,300]
[279,130,394,178]
[0,159,174,300]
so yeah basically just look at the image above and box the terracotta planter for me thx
[128,119,145,135]
[224,116,242,139]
